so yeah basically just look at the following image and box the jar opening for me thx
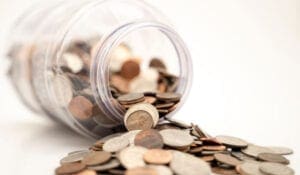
[91,21,193,122]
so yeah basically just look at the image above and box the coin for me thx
[170,151,211,175]
[257,153,289,164]
[148,165,172,175]
[214,153,242,167]
[68,150,90,156]
[125,167,158,175]
[160,129,194,148]
[267,146,293,155]
[82,151,112,166]
[55,162,86,175]
[109,44,132,72]
[240,162,265,175]
[125,110,154,131]
[156,92,181,102]
[60,151,90,164]
[75,169,97,175]
[202,145,227,151]
[103,135,129,152]
[259,162,294,175]
[120,60,140,80]
[242,144,275,158]
[68,95,94,120]
[149,58,166,70]
[88,159,120,171]
[215,135,248,148]
[62,53,84,73]
[143,149,173,164]
[134,129,164,149]
[155,102,175,109]
[121,130,141,145]
[118,93,145,105]
[52,74,74,107]
[144,96,157,104]
[119,146,148,169]
[212,167,239,175]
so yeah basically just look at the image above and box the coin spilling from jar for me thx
[55,108,295,175]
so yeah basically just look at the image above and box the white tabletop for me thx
[0,0,299,174]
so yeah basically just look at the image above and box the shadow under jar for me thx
[6,0,193,139]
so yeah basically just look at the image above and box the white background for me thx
[0,0,299,174]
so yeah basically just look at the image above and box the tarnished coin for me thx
[259,162,294,175]
[258,153,289,164]
[119,146,148,169]
[55,162,86,175]
[82,151,112,166]
[242,144,275,158]
[75,170,97,175]
[117,93,145,105]
[156,92,181,102]
[160,129,194,147]
[240,162,265,175]
[124,103,159,131]
[68,95,94,120]
[88,159,120,171]
[148,165,172,175]
[120,60,140,80]
[215,135,248,148]
[143,149,173,164]
[267,146,293,155]
[170,151,211,175]
[103,135,129,152]
[134,129,164,149]
[60,151,90,164]
[214,153,242,167]
[125,167,158,175]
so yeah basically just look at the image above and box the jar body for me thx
[7,0,192,139]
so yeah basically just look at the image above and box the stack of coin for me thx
[55,118,294,175]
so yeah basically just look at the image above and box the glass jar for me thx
[6,0,193,139]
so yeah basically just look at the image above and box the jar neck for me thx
[91,21,193,122]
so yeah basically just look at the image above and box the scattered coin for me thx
[75,169,97,175]
[257,153,290,164]
[134,129,164,149]
[267,146,293,155]
[160,129,194,148]
[242,144,275,158]
[212,167,239,175]
[148,165,172,175]
[56,162,86,175]
[143,149,172,164]
[259,162,295,175]
[103,135,129,152]
[82,151,112,166]
[214,153,242,167]
[60,151,90,164]
[119,146,148,169]
[125,167,158,175]
[88,159,120,171]
[215,135,248,148]
[239,162,265,175]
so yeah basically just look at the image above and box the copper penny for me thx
[120,59,140,80]
[125,110,154,131]
[55,162,86,175]
[82,151,112,166]
[134,129,164,149]
[143,149,173,164]
[68,96,93,120]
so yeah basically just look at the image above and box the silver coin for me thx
[242,144,275,158]
[159,129,194,147]
[170,151,211,175]
[148,165,173,175]
[121,130,141,146]
[119,146,148,169]
[103,135,129,152]
[60,151,90,164]
[215,135,248,148]
[88,159,120,171]
[259,162,294,175]
[240,162,265,175]
[267,146,293,155]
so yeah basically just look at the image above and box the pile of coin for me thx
[55,114,295,175]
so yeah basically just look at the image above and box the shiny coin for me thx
[259,162,294,175]
[125,167,158,175]
[134,129,164,149]
[82,151,112,166]
[267,146,293,155]
[242,144,275,158]
[214,153,242,167]
[55,162,86,175]
[119,146,148,169]
[258,153,289,164]
[143,149,173,164]
[60,151,90,164]
[103,135,129,152]
[240,162,264,175]
[156,92,181,102]
[160,129,194,147]
[170,151,211,175]
[215,135,248,148]
[148,165,172,175]
[118,93,145,105]
[88,159,120,171]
